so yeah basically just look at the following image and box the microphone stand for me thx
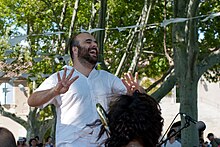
[157,112,194,147]
[157,120,190,146]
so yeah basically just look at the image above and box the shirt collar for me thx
[63,65,98,79]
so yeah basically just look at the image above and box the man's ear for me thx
[72,46,78,55]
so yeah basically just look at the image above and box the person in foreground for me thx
[97,91,164,147]
[0,127,17,147]
[28,32,144,147]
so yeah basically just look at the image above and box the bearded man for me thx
[28,32,144,147]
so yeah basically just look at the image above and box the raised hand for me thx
[53,68,79,95]
[122,72,140,95]
[122,72,146,95]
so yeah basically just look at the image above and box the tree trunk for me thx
[179,78,199,146]
[173,0,200,146]
[95,0,107,70]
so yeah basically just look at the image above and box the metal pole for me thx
[4,82,6,104]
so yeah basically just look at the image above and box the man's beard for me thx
[77,45,98,65]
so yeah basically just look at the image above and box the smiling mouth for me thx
[89,49,98,57]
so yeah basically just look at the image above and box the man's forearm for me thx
[28,87,59,107]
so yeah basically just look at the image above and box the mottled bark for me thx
[172,0,200,146]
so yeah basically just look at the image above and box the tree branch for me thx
[59,0,68,30]
[89,0,98,29]
[151,73,176,102]
[146,65,174,92]
[65,0,80,54]
[0,105,28,128]
[115,1,146,76]
[129,0,156,74]
[198,51,220,78]
[163,0,173,65]
[68,0,80,38]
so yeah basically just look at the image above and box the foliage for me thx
[198,0,220,82]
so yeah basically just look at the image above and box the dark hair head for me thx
[0,127,17,147]
[99,92,164,147]
[46,136,52,142]
[167,129,176,138]
[35,136,39,140]
[207,133,214,138]
[29,138,37,146]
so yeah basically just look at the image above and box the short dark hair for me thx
[46,136,52,142]
[0,127,17,147]
[35,136,39,140]
[207,133,214,138]
[69,35,79,61]
[167,129,176,138]
[29,138,37,146]
[98,92,164,147]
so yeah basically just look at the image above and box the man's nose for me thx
[91,41,98,48]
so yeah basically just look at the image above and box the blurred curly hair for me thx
[98,92,164,147]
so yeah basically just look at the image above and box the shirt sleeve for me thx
[34,72,59,108]
[110,74,127,95]
[215,138,220,144]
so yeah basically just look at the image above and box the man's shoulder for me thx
[214,138,220,144]
[173,140,181,145]
[97,69,116,77]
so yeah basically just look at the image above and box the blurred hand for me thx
[122,72,141,95]
[53,68,79,95]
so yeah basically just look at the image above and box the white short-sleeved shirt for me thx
[162,140,181,147]
[35,66,127,146]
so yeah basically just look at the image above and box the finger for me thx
[68,76,79,86]
[62,68,67,79]
[57,72,61,81]
[131,86,136,92]
[122,78,130,89]
[134,72,138,83]
[66,68,75,80]
[124,73,131,85]
[128,71,134,82]
[122,78,133,95]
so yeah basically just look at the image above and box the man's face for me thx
[31,139,37,145]
[208,136,214,141]
[76,33,99,65]
[124,140,144,147]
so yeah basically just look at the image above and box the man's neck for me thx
[169,137,176,144]
[73,60,95,77]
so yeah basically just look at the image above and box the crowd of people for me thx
[1,125,220,147]
[16,136,53,147]
[0,130,54,147]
